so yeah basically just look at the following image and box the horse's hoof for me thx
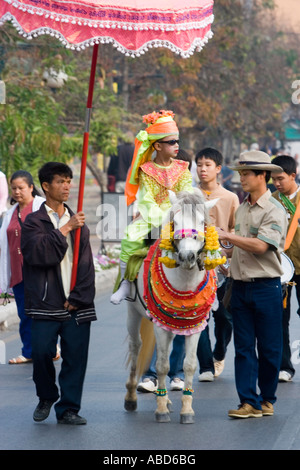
[180,414,195,424]
[155,412,171,423]
[124,399,137,412]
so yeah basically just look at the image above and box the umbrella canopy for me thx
[0,0,214,288]
[0,0,214,57]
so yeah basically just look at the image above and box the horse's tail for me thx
[136,317,155,380]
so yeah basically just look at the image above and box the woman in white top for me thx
[0,170,8,226]
[0,170,45,363]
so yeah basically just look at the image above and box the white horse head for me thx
[168,189,219,270]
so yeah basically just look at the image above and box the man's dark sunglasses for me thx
[158,139,180,146]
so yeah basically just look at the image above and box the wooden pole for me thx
[70,44,99,290]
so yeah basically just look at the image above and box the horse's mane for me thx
[168,189,211,224]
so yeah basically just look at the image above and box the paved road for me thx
[1,289,300,454]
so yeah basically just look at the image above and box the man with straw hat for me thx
[217,150,288,418]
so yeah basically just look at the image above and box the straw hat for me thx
[230,150,283,172]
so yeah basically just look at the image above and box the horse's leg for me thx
[124,305,142,411]
[154,326,174,422]
[180,332,201,424]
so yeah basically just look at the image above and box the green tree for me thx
[0,78,70,181]
[103,0,299,156]
[0,29,140,188]
[0,31,72,182]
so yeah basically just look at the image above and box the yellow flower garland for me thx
[203,226,227,270]
[158,223,227,270]
[158,222,177,268]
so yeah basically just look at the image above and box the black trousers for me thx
[281,273,300,376]
[31,316,91,419]
[197,280,233,373]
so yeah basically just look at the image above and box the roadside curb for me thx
[0,266,119,329]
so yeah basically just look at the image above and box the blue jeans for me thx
[143,335,185,381]
[231,278,283,409]
[13,281,32,359]
[197,319,213,373]
[281,273,300,376]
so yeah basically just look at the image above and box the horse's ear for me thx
[204,198,219,211]
[168,190,177,205]
[193,187,203,197]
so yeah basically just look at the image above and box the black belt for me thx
[235,277,280,283]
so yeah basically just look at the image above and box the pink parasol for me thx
[0,0,214,289]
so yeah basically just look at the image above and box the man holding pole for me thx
[21,162,96,425]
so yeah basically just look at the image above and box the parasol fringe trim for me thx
[0,11,214,58]
[5,1,214,33]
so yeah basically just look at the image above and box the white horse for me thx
[124,189,219,423]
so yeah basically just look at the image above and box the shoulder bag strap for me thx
[284,196,300,250]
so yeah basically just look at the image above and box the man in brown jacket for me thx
[21,162,96,425]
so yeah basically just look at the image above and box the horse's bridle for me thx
[171,228,206,270]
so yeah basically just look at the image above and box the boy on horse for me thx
[110,110,193,305]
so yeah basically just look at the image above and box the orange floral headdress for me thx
[143,110,175,125]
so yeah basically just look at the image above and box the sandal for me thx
[53,345,61,362]
[9,355,32,364]
[9,345,60,364]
